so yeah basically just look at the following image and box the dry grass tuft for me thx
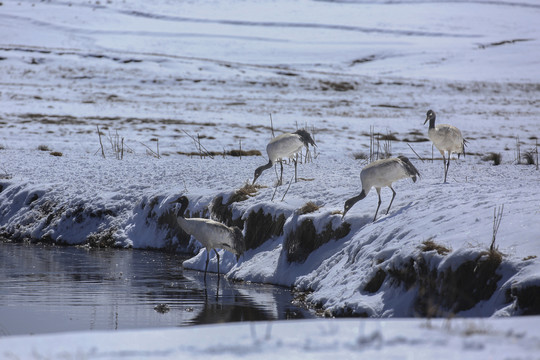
[420,239,451,256]
[482,152,502,165]
[229,183,265,204]
[298,201,321,215]
[523,150,536,165]
[37,144,51,151]
[50,151,63,157]
[353,152,368,160]
[480,246,504,267]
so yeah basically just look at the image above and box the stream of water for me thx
[0,242,313,336]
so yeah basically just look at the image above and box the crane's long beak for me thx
[423,117,429,125]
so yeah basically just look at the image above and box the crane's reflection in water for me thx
[0,242,314,336]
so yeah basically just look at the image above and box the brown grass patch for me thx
[298,201,321,215]
[320,80,355,92]
[229,183,265,204]
[227,149,262,157]
[177,149,261,157]
[420,239,451,256]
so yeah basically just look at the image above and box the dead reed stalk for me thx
[491,204,504,252]
[97,125,105,158]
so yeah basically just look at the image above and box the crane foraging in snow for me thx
[424,109,466,183]
[170,196,245,281]
[252,129,316,185]
[342,156,420,222]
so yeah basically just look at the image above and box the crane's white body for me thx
[171,196,244,281]
[343,156,419,222]
[424,110,465,183]
[360,157,416,195]
[253,129,316,185]
[267,132,305,163]
[428,124,465,157]
[176,216,237,255]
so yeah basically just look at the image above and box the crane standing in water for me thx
[170,196,245,281]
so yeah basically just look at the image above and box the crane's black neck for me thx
[252,160,273,184]
[344,190,367,217]
[348,190,366,207]
[255,160,273,174]
[175,200,188,219]
[427,117,436,129]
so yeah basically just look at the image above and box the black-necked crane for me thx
[342,156,420,222]
[424,109,466,183]
[252,129,316,185]
[170,196,245,281]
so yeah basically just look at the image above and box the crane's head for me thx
[252,168,261,185]
[342,198,354,219]
[424,109,436,125]
[342,190,367,219]
[170,196,189,217]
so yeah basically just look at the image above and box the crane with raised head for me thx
[424,109,466,183]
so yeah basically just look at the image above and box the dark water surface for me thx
[0,242,313,336]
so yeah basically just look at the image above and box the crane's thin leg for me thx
[373,188,382,222]
[294,157,298,183]
[279,161,284,186]
[386,186,397,215]
[204,250,209,283]
[214,249,220,277]
[445,153,451,182]
[442,152,447,183]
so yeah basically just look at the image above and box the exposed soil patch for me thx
[285,218,350,263]
[509,285,540,315]
[244,209,286,251]
[359,249,505,317]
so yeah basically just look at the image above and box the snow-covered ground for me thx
[2,317,540,360]
[1,0,540,356]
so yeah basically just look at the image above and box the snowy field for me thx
[1,0,540,357]
[2,317,540,360]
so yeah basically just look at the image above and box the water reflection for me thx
[0,242,313,336]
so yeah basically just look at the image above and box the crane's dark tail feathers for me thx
[398,155,421,182]
[294,129,316,147]
[232,226,245,256]
[459,138,469,159]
